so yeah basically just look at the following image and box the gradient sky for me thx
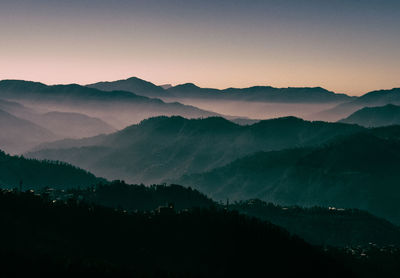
[1,0,399,95]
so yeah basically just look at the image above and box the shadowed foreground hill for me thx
[340,104,400,127]
[26,116,363,184]
[0,190,354,277]
[231,200,400,247]
[80,181,215,211]
[176,130,400,224]
[67,181,400,248]
[0,150,102,189]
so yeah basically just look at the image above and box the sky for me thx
[0,0,399,95]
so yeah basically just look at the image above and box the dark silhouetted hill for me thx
[339,104,400,127]
[69,181,400,248]
[0,150,102,189]
[0,190,355,277]
[231,199,400,247]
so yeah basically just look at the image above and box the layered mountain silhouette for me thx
[0,80,217,129]
[175,130,400,224]
[339,104,400,127]
[88,76,353,103]
[26,116,363,184]
[0,108,58,154]
[0,150,102,189]
[29,111,116,138]
[2,149,400,249]
[168,83,353,103]
[0,97,116,153]
[314,88,400,121]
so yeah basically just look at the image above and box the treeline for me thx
[53,181,400,248]
[0,150,103,189]
[72,180,215,211]
[231,199,400,247]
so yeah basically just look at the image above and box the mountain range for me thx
[26,116,363,184]
[2,149,400,249]
[0,80,217,129]
[175,129,400,224]
[0,108,58,154]
[88,76,353,103]
[314,88,400,121]
[88,77,400,123]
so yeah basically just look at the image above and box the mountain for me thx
[313,88,400,121]
[68,181,400,248]
[86,77,357,120]
[87,76,169,98]
[26,116,363,184]
[0,150,102,189]
[0,190,355,277]
[175,130,400,224]
[0,80,217,129]
[89,77,353,103]
[0,108,58,154]
[55,181,215,211]
[339,104,400,127]
[168,84,353,103]
[232,200,400,247]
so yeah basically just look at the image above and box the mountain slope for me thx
[0,108,58,154]
[175,131,400,224]
[339,104,400,127]
[0,96,116,135]
[232,200,400,247]
[67,181,400,248]
[0,150,102,189]
[31,111,116,138]
[26,116,363,184]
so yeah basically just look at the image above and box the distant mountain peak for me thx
[171,83,201,90]
[159,84,172,90]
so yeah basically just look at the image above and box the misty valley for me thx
[2,77,400,277]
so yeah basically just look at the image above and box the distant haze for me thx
[1,0,400,95]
